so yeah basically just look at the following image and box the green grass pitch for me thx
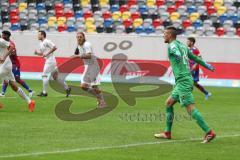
[0,80,239,160]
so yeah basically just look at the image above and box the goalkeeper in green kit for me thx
[154,26,216,143]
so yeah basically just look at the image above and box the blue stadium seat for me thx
[110,4,120,12]
[135,26,144,34]
[139,5,148,14]
[187,6,197,14]
[67,25,76,32]
[11,23,21,31]
[229,14,238,24]
[219,14,228,24]
[75,11,83,18]
[145,26,155,34]
[36,3,45,10]
[38,17,47,25]
[104,19,113,28]
[192,19,203,28]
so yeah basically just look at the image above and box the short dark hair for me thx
[187,37,196,44]
[166,26,178,37]
[39,30,46,38]
[2,30,11,38]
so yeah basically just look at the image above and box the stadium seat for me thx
[67,24,76,32]
[217,6,227,16]
[30,23,40,31]
[213,20,222,28]
[112,11,121,20]
[81,0,90,7]
[133,18,143,28]
[187,6,197,14]
[180,13,189,21]
[163,19,172,27]
[143,18,153,27]
[128,0,137,7]
[99,0,109,7]
[173,19,182,28]
[185,0,195,7]
[189,12,200,22]
[156,0,165,7]
[129,5,139,13]
[123,19,133,28]
[207,6,217,15]
[229,14,238,24]
[116,25,125,34]
[11,23,21,31]
[147,0,156,7]
[185,26,195,35]
[161,12,170,21]
[131,12,140,20]
[214,0,224,9]
[37,3,45,10]
[198,6,207,15]
[104,18,113,28]
[226,27,236,36]
[75,10,83,18]
[101,4,110,12]
[152,19,162,28]
[83,11,93,19]
[141,12,150,20]
[10,16,20,24]
[234,21,240,29]
[126,26,134,33]
[64,10,74,18]
[166,0,174,6]
[135,26,144,34]
[55,3,64,11]
[223,20,233,30]
[236,28,240,37]
[148,6,157,14]
[205,26,215,36]
[167,5,177,14]
[182,19,192,28]
[19,2,27,12]
[219,13,228,24]
[110,4,119,12]
[178,5,187,15]
[86,24,96,33]
[120,5,129,13]
[10,9,19,17]
[203,20,213,29]
[204,0,213,8]
[2,22,11,30]
[158,5,167,15]
[155,26,164,34]
[139,5,148,14]
[102,11,112,19]
[56,10,64,18]
[96,25,104,33]
[192,19,202,28]
[145,26,155,34]
[216,27,225,36]
[95,17,104,26]
[58,24,67,32]
[175,0,184,8]
[200,13,209,21]
[195,26,205,36]
[195,0,203,7]
[38,17,47,25]
[85,17,95,26]
[122,11,131,21]
[170,12,180,21]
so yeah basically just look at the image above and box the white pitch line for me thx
[0,133,240,159]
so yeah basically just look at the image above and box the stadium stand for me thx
[0,0,240,36]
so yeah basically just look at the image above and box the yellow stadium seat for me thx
[57,17,66,26]
[170,12,180,21]
[48,17,57,26]
[214,0,224,9]
[85,17,95,26]
[19,3,27,12]
[81,0,90,7]
[112,11,122,20]
[86,24,96,33]
[99,0,109,6]
[122,11,131,21]
[217,6,227,15]
[189,12,200,22]
[146,0,156,7]
[133,18,143,28]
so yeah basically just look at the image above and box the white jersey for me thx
[39,38,56,64]
[77,41,98,66]
[77,41,100,86]
[0,38,11,68]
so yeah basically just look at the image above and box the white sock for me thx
[43,76,48,94]
[17,87,31,104]
[57,77,68,90]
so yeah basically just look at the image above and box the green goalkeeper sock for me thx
[164,106,174,132]
[191,108,211,133]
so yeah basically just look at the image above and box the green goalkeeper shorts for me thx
[171,77,194,107]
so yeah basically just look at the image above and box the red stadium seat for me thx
[56,10,64,18]
[236,28,240,37]
[131,12,140,20]
[127,0,137,7]
[58,24,67,32]
[102,11,112,19]
[216,27,225,36]
[64,10,74,18]
[123,19,132,28]
[175,0,184,8]
[207,6,216,15]
[10,16,19,24]
[55,3,64,11]
[83,10,93,19]
[10,9,19,17]
[152,19,163,28]
[156,0,165,7]
[204,0,214,8]
[167,5,177,14]
[182,19,192,28]
[9,0,16,4]
[120,4,129,13]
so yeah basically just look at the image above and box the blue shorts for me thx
[12,66,21,78]
[191,70,199,82]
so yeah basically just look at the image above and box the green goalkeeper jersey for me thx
[168,40,209,82]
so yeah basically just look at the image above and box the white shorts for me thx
[42,62,58,76]
[0,65,15,82]
[81,64,101,86]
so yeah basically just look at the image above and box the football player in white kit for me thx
[34,31,71,97]
[0,35,35,112]
[72,32,106,108]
